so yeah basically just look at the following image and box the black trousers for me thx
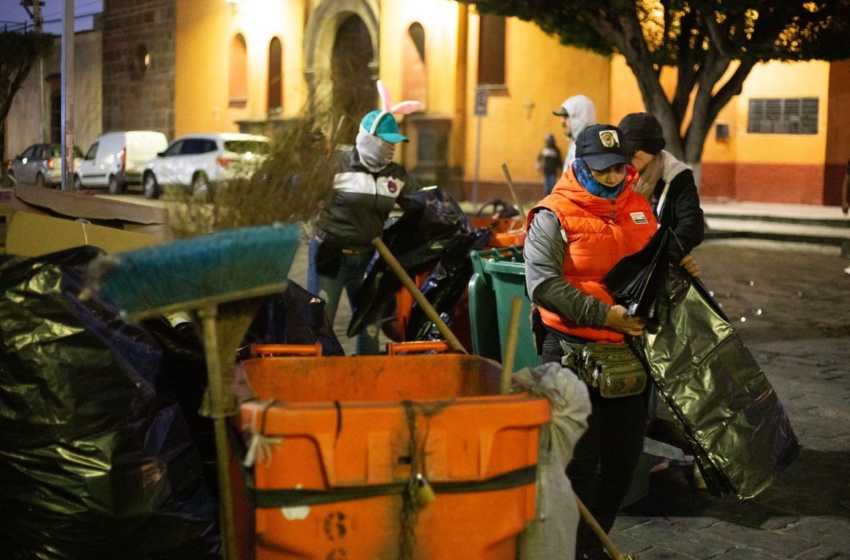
[541,332,647,556]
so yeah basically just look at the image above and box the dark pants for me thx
[542,333,647,556]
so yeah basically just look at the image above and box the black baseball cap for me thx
[618,112,666,155]
[575,124,630,171]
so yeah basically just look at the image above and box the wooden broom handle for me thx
[500,296,522,394]
[575,494,628,560]
[371,237,468,354]
[501,163,527,222]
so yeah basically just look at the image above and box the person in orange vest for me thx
[525,124,695,559]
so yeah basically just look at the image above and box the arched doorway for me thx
[331,15,375,144]
[303,0,380,144]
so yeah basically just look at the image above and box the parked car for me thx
[75,131,168,194]
[8,143,83,188]
[141,132,270,200]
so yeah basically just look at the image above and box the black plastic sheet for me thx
[239,281,345,358]
[0,247,219,559]
[604,229,801,498]
[602,227,675,319]
[347,188,486,337]
[405,228,492,341]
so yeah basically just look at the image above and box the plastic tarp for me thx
[0,246,220,559]
[239,280,345,358]
[347,188,489,337]
[603,228,802,498]
[404,227,492,341]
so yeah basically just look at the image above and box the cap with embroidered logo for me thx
[575,124,630,171]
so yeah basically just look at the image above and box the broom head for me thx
[92,224,301,319]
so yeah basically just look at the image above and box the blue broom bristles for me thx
[99,224,301,316]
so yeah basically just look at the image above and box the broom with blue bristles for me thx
[87,224,301,560]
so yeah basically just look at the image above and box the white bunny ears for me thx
[367,80,421,136]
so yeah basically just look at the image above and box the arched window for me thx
[477,14,505,86]
[267,37,283,113]
[402,22,427,109]
[229,33,248,108]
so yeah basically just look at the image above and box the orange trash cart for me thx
[233,344,550,560]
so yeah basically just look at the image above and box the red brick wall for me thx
[103,0,175,138]
[702,162,828,204]
[700,162,737,199]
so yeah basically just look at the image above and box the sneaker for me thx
[581,547,611,560]
[844,265,850,275]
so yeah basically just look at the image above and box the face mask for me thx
[356,130,396,171]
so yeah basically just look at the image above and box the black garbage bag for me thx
[405,227,492,341]
[0,246,220,560]
[602,227,675,318]
[603,229,801,499]
[347,188,481,337]
[475,198,520,219]
[238,280,345,358]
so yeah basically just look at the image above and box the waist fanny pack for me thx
[558,340,647,398]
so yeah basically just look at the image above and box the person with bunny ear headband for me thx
[308,80,422,355]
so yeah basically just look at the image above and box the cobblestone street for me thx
[614,239,850,559]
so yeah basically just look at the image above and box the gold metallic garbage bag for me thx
[604,228,801,499]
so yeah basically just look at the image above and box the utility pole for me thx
[31,0,49,143]
[61,0,75,191]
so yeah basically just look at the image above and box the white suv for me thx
[141,132,270,200]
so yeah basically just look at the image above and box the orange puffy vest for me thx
[527,165,657,343]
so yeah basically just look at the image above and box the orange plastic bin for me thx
[234,345,550,559]
[469,216,526,248]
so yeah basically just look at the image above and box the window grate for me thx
[747,97,818,135]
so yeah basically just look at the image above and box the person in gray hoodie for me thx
[553,95,598,172]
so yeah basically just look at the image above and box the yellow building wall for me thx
[175,0,306,136]
[380,0,460,118]
[731,61,829,165]
[171,2,840,204]
[464,14,611,199]
[610,55,834,203]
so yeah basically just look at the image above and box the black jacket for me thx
[650,167,704,255]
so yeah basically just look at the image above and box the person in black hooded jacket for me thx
[618,112,705,257]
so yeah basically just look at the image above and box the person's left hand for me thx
[680,254,701,278]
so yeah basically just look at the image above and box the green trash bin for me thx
[468,246,541,370]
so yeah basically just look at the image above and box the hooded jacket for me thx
[526,164,657,343]
[635,150,704,254]
[314,149,419,248]
[561,96,597,172]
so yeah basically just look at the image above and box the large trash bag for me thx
[602,227,674,319]
[0,246,220,560]
[347,188,484,337]
[404,227,492,341]
[603,228,801,499]
[238,280,345,359]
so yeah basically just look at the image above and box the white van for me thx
[74,131,168,194]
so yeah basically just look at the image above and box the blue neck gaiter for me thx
[573,158,625,199]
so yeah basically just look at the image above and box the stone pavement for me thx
[611,239,850,559]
